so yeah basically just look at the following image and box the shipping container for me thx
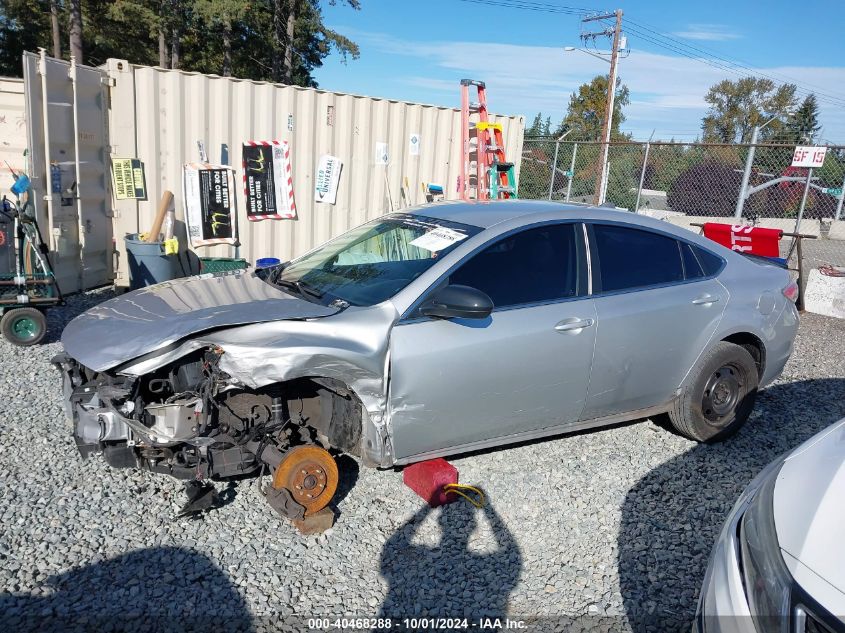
[105,60,525,286]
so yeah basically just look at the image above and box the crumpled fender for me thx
[118,301,399,467]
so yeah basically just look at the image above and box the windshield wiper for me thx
[275,278,324,300]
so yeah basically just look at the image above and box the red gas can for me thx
[402,458,459,507]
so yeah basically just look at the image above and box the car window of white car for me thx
[448,223,580,308]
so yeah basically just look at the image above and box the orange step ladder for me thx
[459,79,517,201]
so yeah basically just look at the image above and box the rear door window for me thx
[591,224,685,293]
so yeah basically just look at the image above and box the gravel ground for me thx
[1,290,844,632]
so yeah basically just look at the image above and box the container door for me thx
[23,51,113,294]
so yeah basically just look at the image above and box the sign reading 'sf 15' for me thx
[791,146,827,168]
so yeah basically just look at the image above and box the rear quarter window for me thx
[688,243,724,276]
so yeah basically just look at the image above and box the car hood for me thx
[61,271,339,372]
[774,418,845,596]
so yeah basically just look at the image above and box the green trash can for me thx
[124,233,183,290]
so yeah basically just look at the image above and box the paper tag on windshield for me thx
[410,227,468,252]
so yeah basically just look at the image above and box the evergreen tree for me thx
[786,94,821,144]
[0,0,360,87]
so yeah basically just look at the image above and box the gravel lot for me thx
[1,290,844,632]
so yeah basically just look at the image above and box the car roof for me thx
[407,199,683,233]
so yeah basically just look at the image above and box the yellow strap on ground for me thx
[443,483,486,508]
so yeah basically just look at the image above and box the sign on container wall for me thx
[315,155,342,205]
[409,133,420,156]
[111,158,147,200]
[183,163,238,247]
[791,146,827,168]
[243,140,296,221]
[375,142,389,165]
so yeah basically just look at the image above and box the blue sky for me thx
[315,0,845,143]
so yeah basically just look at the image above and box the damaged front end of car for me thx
[52,344,384,521]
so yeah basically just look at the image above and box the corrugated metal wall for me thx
[0,78,27,176]
[106,60,524,285]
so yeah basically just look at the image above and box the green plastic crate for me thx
[199,257,249,273]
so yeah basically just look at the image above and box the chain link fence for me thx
[520,138,845,269]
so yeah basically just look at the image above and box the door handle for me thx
[692,294,720,305]
[554,318,594,332]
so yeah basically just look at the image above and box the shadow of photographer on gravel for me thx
[617,377,845,632]
[378,496,522,626]
[0,546,253,633]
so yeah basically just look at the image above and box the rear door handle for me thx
[554,318,594,333]
[692,294,721,305]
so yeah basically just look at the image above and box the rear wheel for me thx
[272,445,338,516]
[1,307,47,346]
[668,342,759,442]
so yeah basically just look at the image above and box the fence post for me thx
[548,140,560,200]
[565,142,578,203]
[835,170,845,221]
[734,126,759,219]
[634,141,651,213]
[787,168,814,260]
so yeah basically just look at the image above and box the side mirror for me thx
[420,284,494,320]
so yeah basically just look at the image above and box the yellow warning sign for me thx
[111,158,147,200]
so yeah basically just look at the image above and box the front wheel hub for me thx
[272,445,338,516]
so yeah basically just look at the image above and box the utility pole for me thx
[581,9,623,205]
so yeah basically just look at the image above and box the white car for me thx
[696,417,845,632]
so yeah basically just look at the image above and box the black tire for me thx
[1,307,47,346]
[668,341,759,442]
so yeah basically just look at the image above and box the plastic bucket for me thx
[124,233,183,290]
[256,257,281,269]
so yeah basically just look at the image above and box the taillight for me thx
[782,280,799,303]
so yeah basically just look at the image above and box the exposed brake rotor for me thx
[272,445,338,516]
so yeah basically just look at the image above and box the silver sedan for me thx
[54,201,799,519]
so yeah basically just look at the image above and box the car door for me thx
[388,222,597,462]
[581,223,728,420]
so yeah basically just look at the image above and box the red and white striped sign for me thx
[242,140,296,221]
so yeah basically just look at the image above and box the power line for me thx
[455,0,590,15]
[453,0,845,109]
[608,20,845,109]
[625,18,845,104]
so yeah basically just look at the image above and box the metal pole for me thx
[835,170,845,221]
[593,10,622,205]
[634,141,651,213]
[734,126,759,219]
[548,140,560,200]
[565,142,578,203]
[788,167,814,259]
[70,55,85,291]
[38,49,55,248]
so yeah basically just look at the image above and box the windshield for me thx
[268,213,482,307]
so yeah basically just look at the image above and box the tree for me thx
[785,94,821,144]
[0,0,360,87]
[68,0,83,62]
[555,75,630,140]
[525,112,551,136]
[701,77,797,143]
[0,0,53,77]
[192,0,250,76]
[50,0,61,57]
[667,160,743,216]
